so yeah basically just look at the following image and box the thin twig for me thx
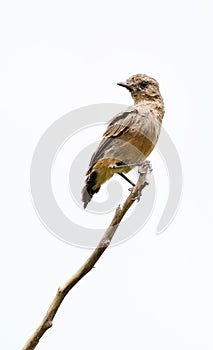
[21,164,150,350]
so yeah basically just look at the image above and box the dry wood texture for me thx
[21,162,150,350]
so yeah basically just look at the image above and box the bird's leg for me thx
[113,160,152,175]
[113,161,151,188]
[112,161,152,170]
[117,173,135,187]
[115,161,152,194]
[113,162,141,168]
[111,162,136,187]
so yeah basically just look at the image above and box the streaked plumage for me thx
[82,74,165,208]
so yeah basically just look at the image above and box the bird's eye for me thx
[139,81,149,89]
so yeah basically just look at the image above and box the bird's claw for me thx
[138,160,152,174]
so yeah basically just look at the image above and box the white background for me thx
[1,1,213,349]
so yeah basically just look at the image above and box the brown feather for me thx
[82,74,165,208]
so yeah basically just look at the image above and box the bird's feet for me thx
[113,160,152,174]
[138,160,152,174]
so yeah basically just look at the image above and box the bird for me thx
[82,74,165,208]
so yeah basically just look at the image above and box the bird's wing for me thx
[103,107,139,138]
[87,107,139,172]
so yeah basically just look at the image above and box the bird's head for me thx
[117,74,161,103]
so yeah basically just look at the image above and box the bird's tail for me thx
[82,170,100,209]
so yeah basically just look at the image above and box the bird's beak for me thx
[117,81,132,90]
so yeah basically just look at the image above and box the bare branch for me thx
[21,164,150,350]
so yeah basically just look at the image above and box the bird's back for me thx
[82,74,165,208]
